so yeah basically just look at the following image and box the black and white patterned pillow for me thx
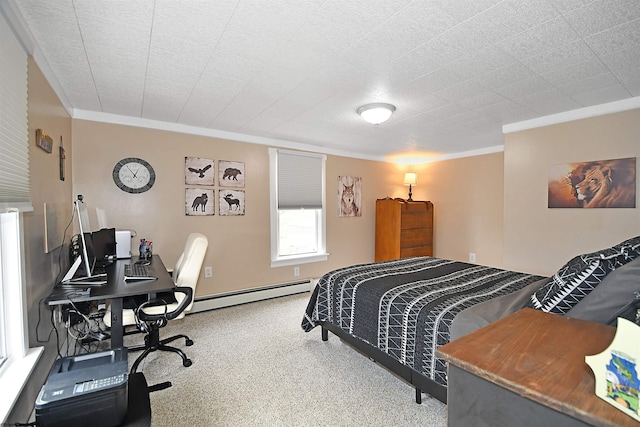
[612,235,640,263]
[527,249,620,314]
[528,237,640,314]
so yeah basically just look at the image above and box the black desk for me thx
[46,255,176,348]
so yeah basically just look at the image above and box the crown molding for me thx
[72,109,387,162]
[503,97,640,134]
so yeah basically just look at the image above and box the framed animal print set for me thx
[184,157,245,216]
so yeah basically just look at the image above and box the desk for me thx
[46,255,176,348]
[437,308,638,427]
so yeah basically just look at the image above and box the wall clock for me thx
[112,157,156,193]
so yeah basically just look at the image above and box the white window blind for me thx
[0,15,31,213]
[277,150,324,209]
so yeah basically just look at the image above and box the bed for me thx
[302,236,640,404]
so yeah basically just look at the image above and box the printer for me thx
[35,348,128,427]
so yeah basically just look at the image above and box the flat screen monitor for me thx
[61,232,100,283]
[60,197,106,284]
[75,199,94,277]
[92,227,116,267]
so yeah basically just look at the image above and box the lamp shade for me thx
[403,172,417,186]
[357,103,396,125]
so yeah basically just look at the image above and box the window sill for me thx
[271,253,328,268]
[0,346,44,424]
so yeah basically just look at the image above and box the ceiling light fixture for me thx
[357,103,396,125]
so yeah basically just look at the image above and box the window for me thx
[269,148,327,267]
[0,12,43,422]
[0,213,42,423]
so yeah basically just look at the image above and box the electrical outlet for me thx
[469,253,476,263]
[294,267,300,277]
[204,266,212,278]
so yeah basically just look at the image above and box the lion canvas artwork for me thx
[548,157,636,208]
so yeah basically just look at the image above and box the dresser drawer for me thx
[400,245,432,258]
[401,228,433,247]
[401,213,432,229]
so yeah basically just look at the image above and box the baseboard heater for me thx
[191,279,313,313]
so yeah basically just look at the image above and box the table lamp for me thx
[404,173,417,201]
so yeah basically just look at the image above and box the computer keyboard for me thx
[123,263,156,281]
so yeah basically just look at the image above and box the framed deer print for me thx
[219,189,245,216]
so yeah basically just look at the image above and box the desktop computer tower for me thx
[35,348,128,427]
[115,230,131,259]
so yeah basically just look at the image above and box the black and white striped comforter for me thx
[302,257,543,387]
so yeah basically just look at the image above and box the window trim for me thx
[269,148,327,268]
[0,212,43,423]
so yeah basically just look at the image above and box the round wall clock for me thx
[112,157,156,193]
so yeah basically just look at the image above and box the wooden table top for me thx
[437,308,640,427]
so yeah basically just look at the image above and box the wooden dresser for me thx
[375,198,433,262]
[437,309,638,427]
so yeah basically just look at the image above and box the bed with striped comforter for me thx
[302,256,543,389]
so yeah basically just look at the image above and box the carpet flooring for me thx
[125,292,447,426]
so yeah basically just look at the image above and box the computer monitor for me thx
[76,198,94,278]
[60,196,106,284]
[92,227,116,267]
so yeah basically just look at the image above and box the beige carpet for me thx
[125,292,447,426]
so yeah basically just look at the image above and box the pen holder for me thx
[139,239,153,260]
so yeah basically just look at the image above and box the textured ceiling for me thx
[5,0,640,161]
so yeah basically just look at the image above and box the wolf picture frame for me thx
[185,188,214,216]
[338,176,362,217]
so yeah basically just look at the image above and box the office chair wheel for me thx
[183,358,192,367]
[186,338,194,346]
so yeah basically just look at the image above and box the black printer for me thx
[35,348,128,427]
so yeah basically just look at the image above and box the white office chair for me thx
[104,233,208,372]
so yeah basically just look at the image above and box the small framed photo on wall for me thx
[338,176,362,217]
[185,157,214,186]
[36,128,53,153]
[219,190,245,216]
[185,188,214,216]
[219,160,245,188]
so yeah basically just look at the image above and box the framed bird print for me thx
[185,157,214,186]
[218,160,244,188]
